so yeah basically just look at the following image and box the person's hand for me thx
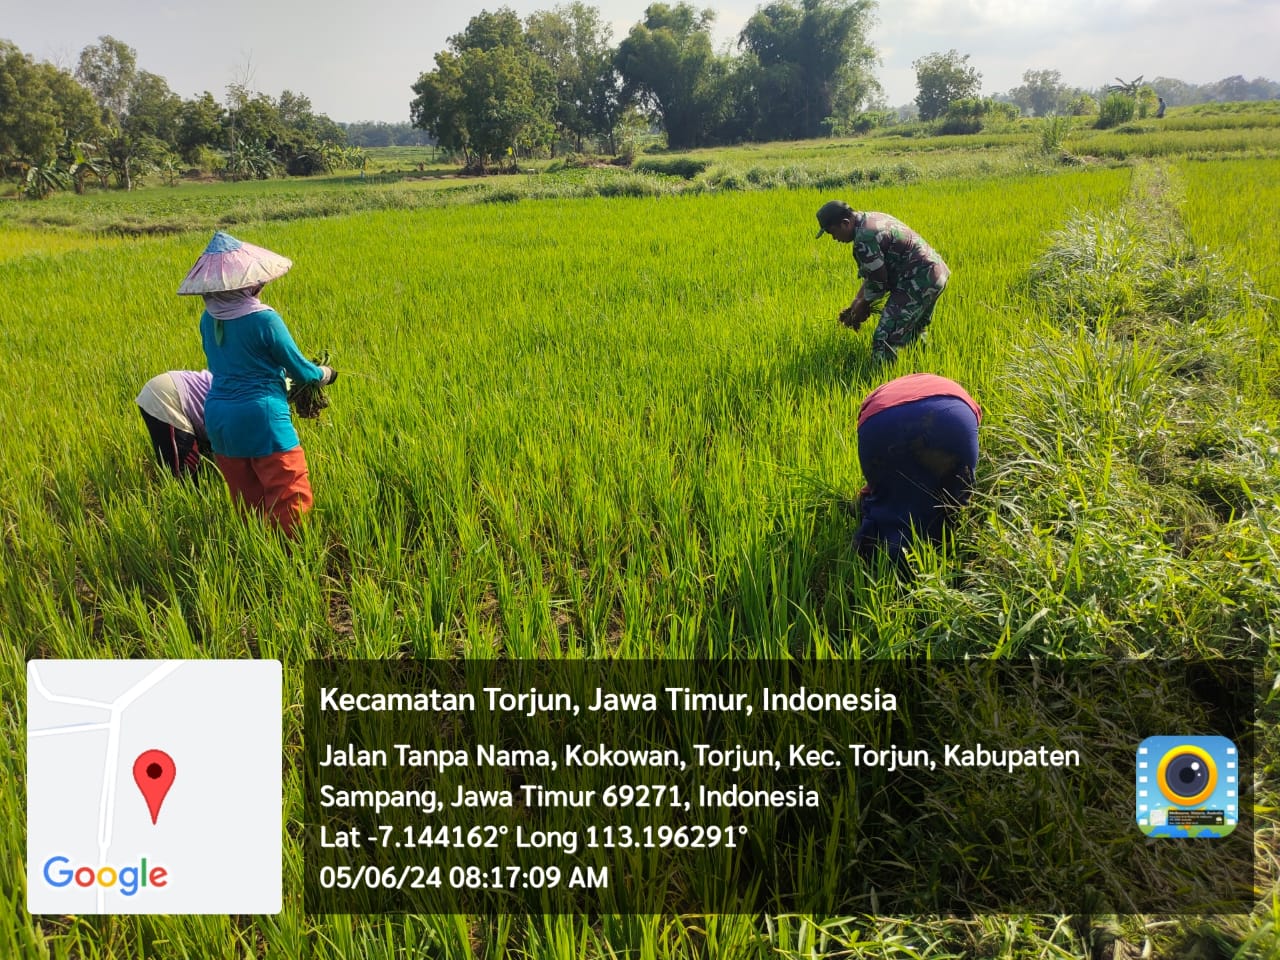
[319,365,338,386]
[838,298,870,329]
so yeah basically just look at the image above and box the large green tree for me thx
[271,90,346,173]
[913,49,981,121]
[0,42,66,167]
[411,53,467,159]
[276,90,315,131]
[453,7,525,51]
[0,41,102,192]
[738,0,879,140]
[228,94,284,147]
[411,8,555,171]
[74,37,179,188]
[41,64,103,147]
[74,35,136,120]
[43,64,106,191]
[124,71,182,143]
[89,70,176,189]
[615,3,722,149]
[100,69,183,189]
[1007,68,1067,117]
[526,2,620,152]
[177,92,225,163]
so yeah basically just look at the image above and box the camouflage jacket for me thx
[851,212,949,297]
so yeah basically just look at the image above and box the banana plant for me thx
[64,138,108,194]
[23,162,70,199]
[227,137,277,180]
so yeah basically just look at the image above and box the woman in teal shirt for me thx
[179,231,336,536]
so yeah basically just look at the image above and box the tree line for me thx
[2,0,883,189]
[3,5,1278,195]
[338,122,434,148]
[995,68,1280,118]
[1,35,361,197]
[409,6,1278,169]
[909,54,1279,124]
[409,0,879,170]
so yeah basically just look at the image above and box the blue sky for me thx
[6,0,1276,122]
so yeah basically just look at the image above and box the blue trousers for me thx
[855,395,979,563]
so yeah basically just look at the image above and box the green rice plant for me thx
[1072,124,1280,159]
[288,350,333,419]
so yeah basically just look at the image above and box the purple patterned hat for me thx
[177,231,293,295]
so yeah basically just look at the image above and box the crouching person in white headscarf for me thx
[136,369,214,481]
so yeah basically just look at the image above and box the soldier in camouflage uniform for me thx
[815,200,950,362]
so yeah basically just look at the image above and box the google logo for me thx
[42,856,168,897]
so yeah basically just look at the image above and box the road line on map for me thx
[29,723,114,737]
[94,662,184,911]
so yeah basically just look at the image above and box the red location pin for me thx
[133,750,176,825]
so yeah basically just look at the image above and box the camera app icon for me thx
[1136,736,1237,837]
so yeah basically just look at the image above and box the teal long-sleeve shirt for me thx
[199,308,324,458]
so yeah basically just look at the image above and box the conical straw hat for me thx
[177,231,293,295]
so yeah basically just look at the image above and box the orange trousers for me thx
[215,447,314,538]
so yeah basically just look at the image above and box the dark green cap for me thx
[815,200,853,237]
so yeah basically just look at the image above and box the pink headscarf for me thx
[202,285,269,320]
[203,285,272,344]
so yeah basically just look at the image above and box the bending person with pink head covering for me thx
[178,231,336,538]
[854,373,981,566]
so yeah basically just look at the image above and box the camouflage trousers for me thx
[870,264,949,362]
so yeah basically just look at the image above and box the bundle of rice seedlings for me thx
[289,351,332,419]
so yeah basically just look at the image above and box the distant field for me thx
[2,112,1277,959]
[5,103,1280,237]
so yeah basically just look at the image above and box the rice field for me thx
[0,227,134,263]
[1180,156,1280,299]
[1,122,1277,958]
